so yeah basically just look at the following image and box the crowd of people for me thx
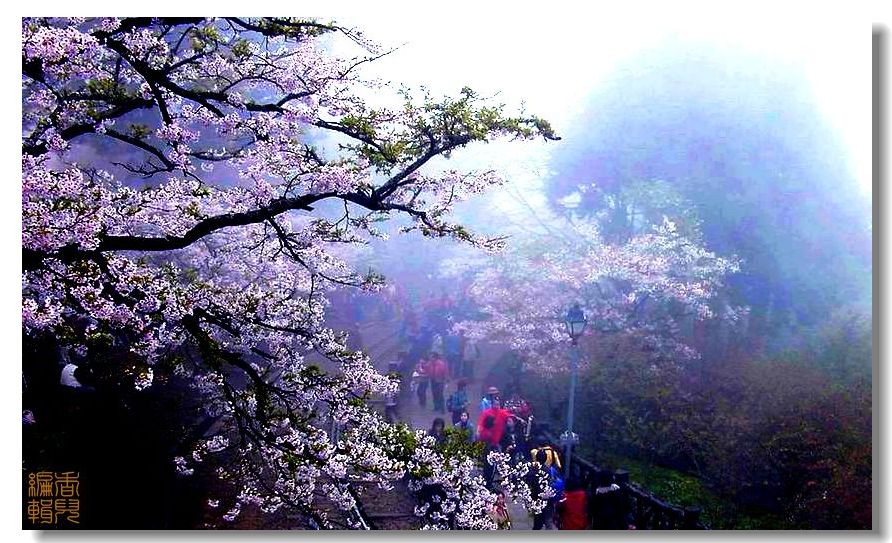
[356,290,635,529]
[420,378,632,530]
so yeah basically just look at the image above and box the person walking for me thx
[428,352,449,413]
[477,397,512,448]
[557,477,590,529]
[461,335,480,379]
[530,444,562,472]
[499,416,526,465]
[528,449,560,530]
[444,333,462,380]
[447,379,469,424]
[481,442,499,488]
[479,386,500,411]
[414,356,430,408]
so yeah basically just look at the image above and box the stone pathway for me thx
[342,314,534,530]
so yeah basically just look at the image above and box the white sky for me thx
[3,5,887,543]
[329,3,874,203]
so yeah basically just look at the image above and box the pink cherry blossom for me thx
[457,217,742,374]
[22,17,559,529]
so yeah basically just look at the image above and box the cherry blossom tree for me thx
[456,216,743,375]
[22,17,558,529]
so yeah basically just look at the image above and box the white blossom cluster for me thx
[23,17,557,529]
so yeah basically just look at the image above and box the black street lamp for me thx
[564,303,587,344]
[561,303,587,479]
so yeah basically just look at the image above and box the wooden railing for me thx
[384,362,705,529]
[539,429,706,530]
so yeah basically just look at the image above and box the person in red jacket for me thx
[557,477,590,530]
[427,352,449,413]
[477,398,513,448]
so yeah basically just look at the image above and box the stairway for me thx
[323,306,535,529]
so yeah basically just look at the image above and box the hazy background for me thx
[328,5,872,346]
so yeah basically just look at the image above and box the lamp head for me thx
[565,303,587,341]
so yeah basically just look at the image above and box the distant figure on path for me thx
[413,356,430,408]
[447,379,469,424]
[443,333,462,379]
[461,335,480,379]
[428,352,449,413]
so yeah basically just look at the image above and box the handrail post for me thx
[562,340,580,480]
[682,507,701,529]
[614,469,630,486]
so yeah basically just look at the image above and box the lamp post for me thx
[561,303,587,480]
